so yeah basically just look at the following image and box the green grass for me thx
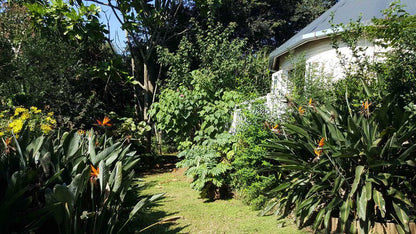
[137,168,308,234]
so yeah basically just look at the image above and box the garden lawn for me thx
[138,168,307,234]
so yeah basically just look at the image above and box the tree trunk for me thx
[143,62,152,153]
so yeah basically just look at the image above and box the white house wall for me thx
[278,37,378,83]
[230,37,385,132]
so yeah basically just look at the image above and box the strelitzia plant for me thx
[0,128,162,233]
[262,92,416,234]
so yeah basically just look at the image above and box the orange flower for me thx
[298,106,305,115]
[4,137,12,146]
[96,116,112,127]
[90,165,99,181]
[2,137,14,154]
[271,124,280,134]
[314,149,323,157]
[313,137,325,163]
[362,100,372,110]
[318,137,325,148]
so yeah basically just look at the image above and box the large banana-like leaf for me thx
[53,185,74,202]
[62,131,80,159]
[349,166,364,198]
[357,187,367,220]
[373,188,386,218]
[88,133,96,159]
[392,202,410,232]
[99,160,108,194]
[112,161,123,193]
[284,123,310,139]
[68,165,90,200]
[339,197,352,232]
[91,142,121,165]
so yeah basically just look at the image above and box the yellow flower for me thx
[298,106,305,115]
[14,107,28,116]
[46,117,57,125]
[30,106,42,114]
[47,112,54,117]
[40,124,53,134]
[8,119,24,133]
[77,129,86,135]
[314,149,323,157]
[20,112,30,120]
[0,132,4,137]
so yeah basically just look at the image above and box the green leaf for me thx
[112,161,123,193]
[313,206,325,229]
[339,197,352,232]
[398,144,416,160]
[259,201,278,216]
[373,188,386,218]
[13,133,26,168]
[361,79,373,97]
[53,185,74,202]
[392,202,410,232]
[284,124,310,138]
[365,181,372,201]
[357,188,367,220]
[68,165,90,200]
[91,143,121,165]
[349,166,364,198]
[123,158,140,172]
[98,160,108,194]
[44,168,65,187]
[62,131,80,158]
[324,197,341,229]
[88,133,96,159]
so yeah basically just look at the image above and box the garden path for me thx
[139,166,307,234]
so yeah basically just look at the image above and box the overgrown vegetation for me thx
[259,4,416,233]
[0,127,162,233]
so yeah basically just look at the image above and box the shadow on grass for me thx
[133,183,188,233]
[134,196,188,233]
[138,180,159,191]
[139,209,189,234]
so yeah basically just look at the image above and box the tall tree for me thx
[193,0,336,50]
[83,0,192,150]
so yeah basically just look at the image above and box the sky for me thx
[97,4,127,52]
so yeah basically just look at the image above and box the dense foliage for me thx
[231,105,277,209]
[150,21,271,198]
[152,22,270,147]
[260,5,416,233]
[0,1,132,129]
[0,128,161,233]
[264,94,416,233]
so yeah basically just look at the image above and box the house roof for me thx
[269,0,416,70]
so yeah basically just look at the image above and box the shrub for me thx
[231,104,278,209]
[0,128,162,233]
[263,93,416,233]
[176,133,235,200]
[0,106,56,137]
